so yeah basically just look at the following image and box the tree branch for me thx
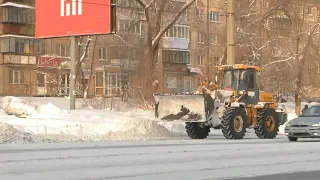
[79,36,91,65]
[151,0,196,50]
[260,57,294,72]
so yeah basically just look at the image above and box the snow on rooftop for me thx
[0,34,35,39]
[0,2,34,9]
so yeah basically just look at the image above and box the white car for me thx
[285,104,320,141]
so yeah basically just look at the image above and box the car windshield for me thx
[301,106,320,117]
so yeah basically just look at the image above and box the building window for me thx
[164,50,190,64]
[210,34,217,44]
[197,8,204,21]
[36,42,46,54]
[198,55,203,65]
[2,7,34,24]
[9,70,24,84]
[165,25,190,39]
[210,11,219,23]
[37,73,46,87]
[15,40,25,53]
[99,48,107,60]
[119,19,143,35]
[57,45,68,57]
[119,19,130,31]
[198,32,204,43]
[210,56,219,65]
[0,37,35,54]
[133,22,142,34]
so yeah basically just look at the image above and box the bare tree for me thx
[255,0,320,114]
[75,36,91,98]
[283,1,320,115]
[134,0,196,99]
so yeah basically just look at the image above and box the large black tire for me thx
[185,122,210,139]
[221,107,247,139]
[288,136,298,142]
[255,108,280,139]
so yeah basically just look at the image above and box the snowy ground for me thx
[2,137,320,180]
[0,96,186,143]
[0,96,310,143]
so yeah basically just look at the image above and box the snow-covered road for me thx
[2,136,320,180]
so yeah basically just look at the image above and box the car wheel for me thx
[288,136,298,142]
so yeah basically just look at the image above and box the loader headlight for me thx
[312,122,320,127]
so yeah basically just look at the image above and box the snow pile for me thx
[37,103,62,115]
[0,123,35,144]
[0,123,98,144]
[32,103,67,118]
[0,96,183,143]
[0,96,37,117]
[104,118,179,140]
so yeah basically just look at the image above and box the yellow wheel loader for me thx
[154,64,288,139]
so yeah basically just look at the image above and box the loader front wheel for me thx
[185,122,210,139]
[221,107,247,139]
[255,108,279,139]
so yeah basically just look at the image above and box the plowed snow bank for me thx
[104,119,179,140]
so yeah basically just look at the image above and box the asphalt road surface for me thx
[1,134,320,180]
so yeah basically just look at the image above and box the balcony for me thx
[0,3,35,25]
[4,54,36,64]
[162,38,190,50]
[0,35,42,55]
[2,23,35,36]
[162,25,190,50]
[162,49,190,64]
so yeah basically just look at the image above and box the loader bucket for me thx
[154,94,208,122]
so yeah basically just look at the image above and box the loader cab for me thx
[218,65,260,104]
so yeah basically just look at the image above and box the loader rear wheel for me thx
[255,108,279,139]
[185,122,210,139]
[221,107,247,139]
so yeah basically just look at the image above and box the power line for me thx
[64,0,229,16]
[63,1,305,17]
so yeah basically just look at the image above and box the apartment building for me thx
[152,0,227,94]
[0,0,56,96]
[0,0,77,97]
[0,0,227,97]
[0,0,135,97]
[114,0,202,94]
[189,0,226,83]
[92,0,144,97]
[5,0,319,98]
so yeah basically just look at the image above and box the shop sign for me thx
[38,57,61,67]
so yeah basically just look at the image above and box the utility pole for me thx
[70,36,77,110]
[226,0,235,65]
[207,0,210,80]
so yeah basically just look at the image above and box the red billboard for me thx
[38,57,61,67]
[35,0,116,38]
